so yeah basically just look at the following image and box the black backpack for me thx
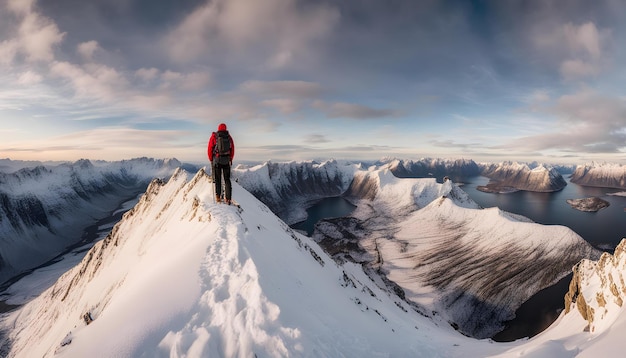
[214,131,231,165]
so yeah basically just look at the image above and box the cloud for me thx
[16,70,42,85]
[500,90,626,154]
[49,61,129,101]
[135,67,159,81]
[164,0,340,68]
[533,21,612,81]
[2,0,66,63]
[159,70,212,91]
[241,80,324,99]
[261,99,302,114]
[303,134,330,144]
[77,40,99,61]
[0,127,194,160]
[314,101,401,119]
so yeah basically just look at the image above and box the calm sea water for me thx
[292,176,626,341]
[461,176,626,250]
[292,197,355,236]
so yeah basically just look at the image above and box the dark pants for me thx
[213,162,232,200]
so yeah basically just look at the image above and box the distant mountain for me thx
[1,166,622,357]
[380,158,481,180]
[0,169,475,357]
[0,157,190,284]
[233,160,598,337]
[377,158,569,193]
[316,168,598,338]
[570,163,626,189]
[479,161,567,193]
[233,160,357,224]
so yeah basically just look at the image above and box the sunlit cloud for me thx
[0,0,625,164]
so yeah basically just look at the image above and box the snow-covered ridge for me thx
[233,160,358,224]
[0,157,188,284]
[1,166,622,357]
[379,158,481,179]
[316,168,600,338]
[0,168,504,357]
[570,162,626,189]
[480,161,567,192]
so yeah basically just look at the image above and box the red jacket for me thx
[207,131,235,162]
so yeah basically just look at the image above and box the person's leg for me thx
[224,164,232,202]
[214,163,222,201]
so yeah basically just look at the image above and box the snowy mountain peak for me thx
[571,162,626,189]
[480,161,567,192]
[4,168,480,357]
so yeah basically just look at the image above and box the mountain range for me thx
[233,161,599,338]
[570,163,626,190]
[0,165,623,357]
[0,157,625,357]
[0,158,192,284]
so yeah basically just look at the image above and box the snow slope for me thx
[1,167,624,357]
[319,169,599,338]
[233,160,357,224]
[0,158,186,284]
[0,168,504,358]
[480,162,567,192]
[570,163,626,189]
[494,238,626,357]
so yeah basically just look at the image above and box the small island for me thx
[566,197,610,212]
[476,182,519,194]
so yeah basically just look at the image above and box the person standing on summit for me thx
[208,123,235,204]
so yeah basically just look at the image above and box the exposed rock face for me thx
[0,158,185,284]
[233,160,356,224]
[566,197,610,212]
[570,163,626,189]
[564,238,626,333]
[479,162,567,192]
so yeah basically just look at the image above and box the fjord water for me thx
[292,196,356,236]
[463,176,626,340]
[293,176,625,341]
[461,176,626,250]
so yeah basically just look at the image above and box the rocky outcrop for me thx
[564,238,626,333]
[570,163,626,189]
[479,162,567,192]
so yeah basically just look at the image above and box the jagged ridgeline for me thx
[233,160,600,338]
[1,159,622,356]
[570,162,626,190]
[0,158,191,285]
[1,168,471,357]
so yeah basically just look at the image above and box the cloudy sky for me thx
[1,0,625,164]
